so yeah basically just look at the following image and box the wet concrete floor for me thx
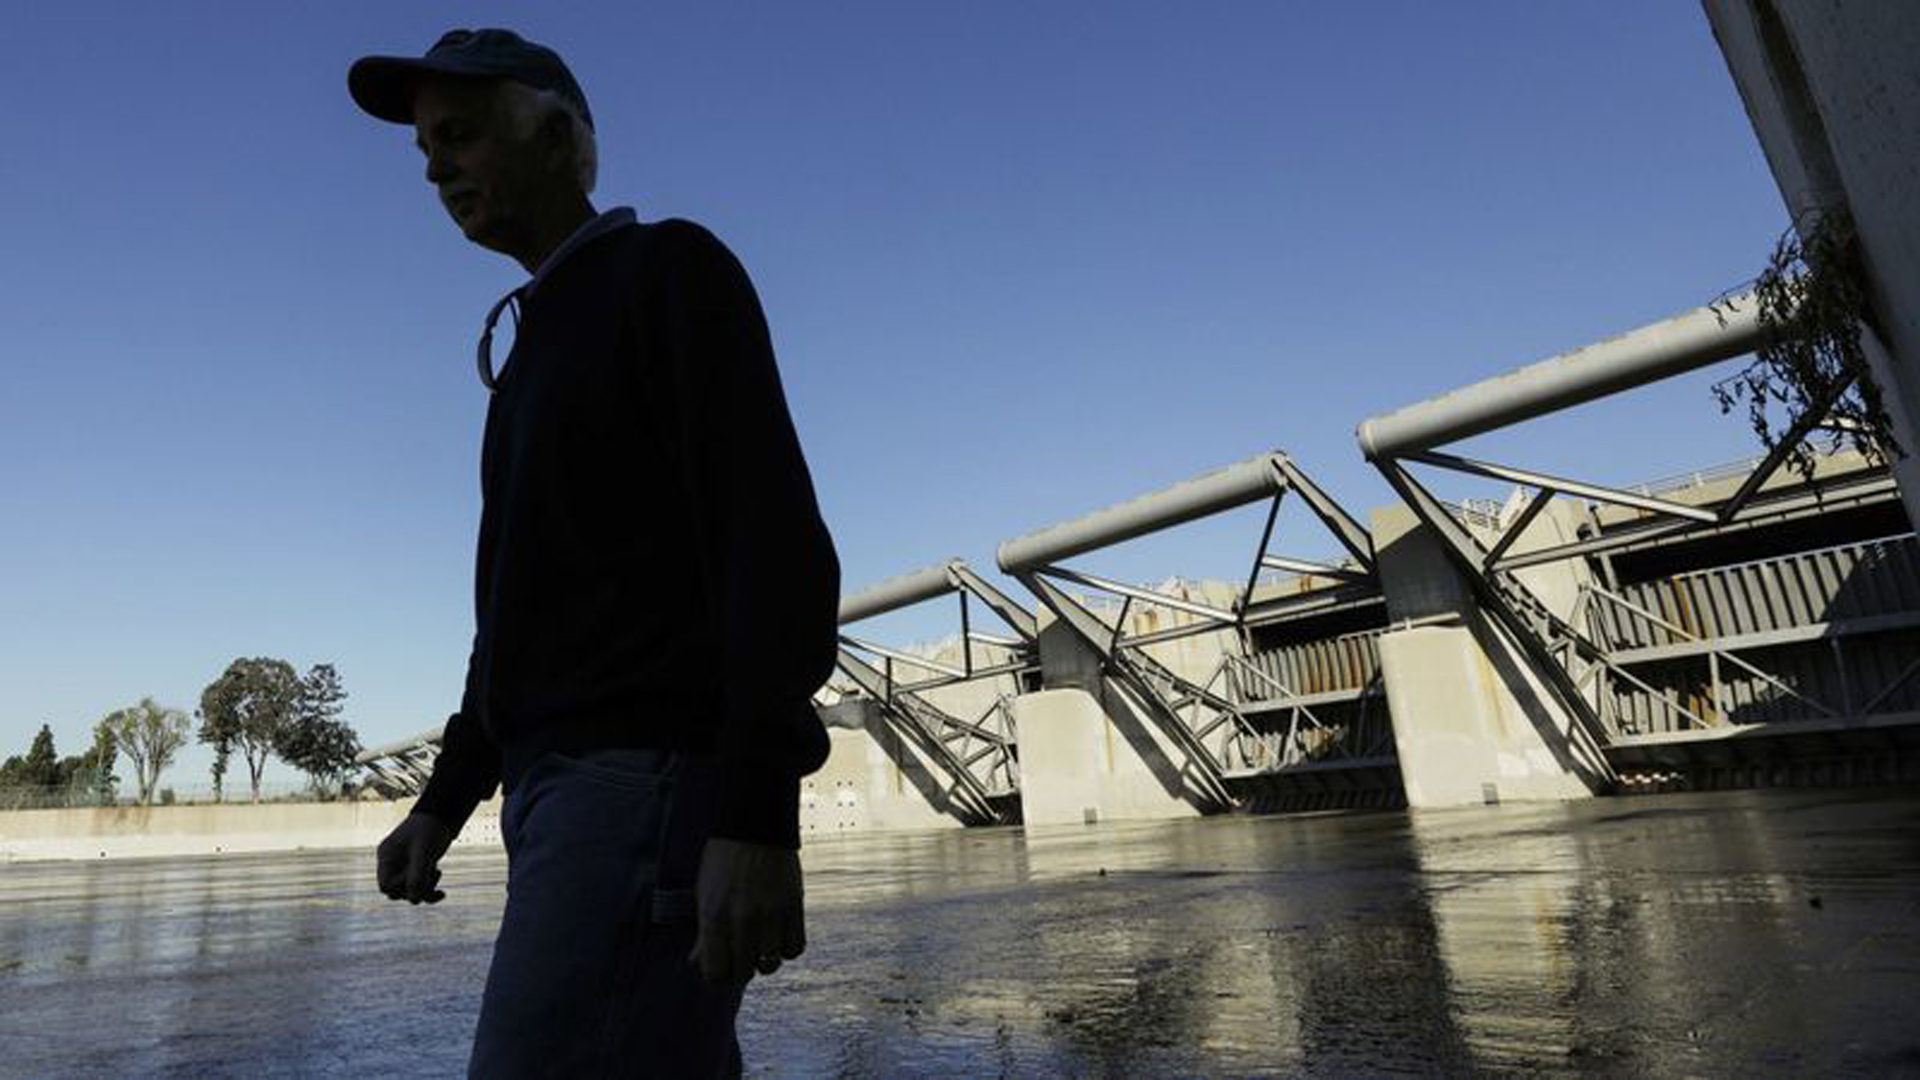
[1,788,1917,1076]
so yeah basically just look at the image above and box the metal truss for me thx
[1579,548,1920,742]
[1359,292,1911,772]
[353,726,445,798]
[834,558,1039,824]
[997,451,1386,802]
[1225,660,1395,777]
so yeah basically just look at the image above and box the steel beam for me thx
[1357,293,1764,460]
[353,725,445,765]
[1258,554,1372,584]
[1237,684,1381,712]
[1606,611,1920,666]
[1716,372,1860,520]
[1038,565,1239,624]
[1606,709,1920,749]
[1482,486,1555,570]
[1240,585,1386,627]
[840,635,967,679]
[1491,472,1900,572]
[997,453,1285,573]
[1271,456,1377,571]
[833,647,1005,822]
[1019,571,1237,807]
[838,559,964,624]
[1376,459,1619,782]
[1408,449,1720,523]
[948,563,1039,641]
[884,658,1040,696]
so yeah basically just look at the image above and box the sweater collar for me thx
[525,206,637,298]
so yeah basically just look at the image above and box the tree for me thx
[23,725,59,789]
[199,657,300,803]
[277,663,362,797]
[99,699,191,806]
[0,727,62,809]
[0,756,23,809]
[60,722,119,804]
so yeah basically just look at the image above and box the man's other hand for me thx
[376,811,456,904]
[689,837,806,986]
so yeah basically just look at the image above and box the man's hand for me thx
[376,811,456,904]
[689,837,806,986]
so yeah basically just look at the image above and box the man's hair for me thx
[497,79,598,195]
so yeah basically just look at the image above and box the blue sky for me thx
[1,2,1789,787]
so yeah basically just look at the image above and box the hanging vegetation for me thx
[1711,206,1903,479]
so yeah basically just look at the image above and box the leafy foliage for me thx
[199,658,301,803]
[82,721,119,803]
[55,723,118,804]
[23,725,59,787]
[99,699,190,806]
[277,663,362,797]
[1711,207,1903,479]
[0,723,120,807]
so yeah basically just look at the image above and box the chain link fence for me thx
[0,779,370,810]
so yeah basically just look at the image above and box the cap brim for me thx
[348,55,498,125]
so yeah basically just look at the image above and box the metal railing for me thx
[1582,535,1920,738]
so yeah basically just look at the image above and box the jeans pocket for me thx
[545,747,675,793]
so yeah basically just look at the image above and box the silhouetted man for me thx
[351,29,839,1077]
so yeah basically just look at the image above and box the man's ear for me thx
[540,110,576,179]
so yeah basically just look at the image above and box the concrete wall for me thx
[0,797,504,863]
[1705,0,1920,528]
[1372,503,1602,809]
[1012,687,1203,826]
[804,702,969,838]
[1018,602,1227,825]
[820,585,1243,830]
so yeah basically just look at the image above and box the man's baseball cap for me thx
[348,28,594,130]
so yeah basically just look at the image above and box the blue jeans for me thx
[468,748,744,1078]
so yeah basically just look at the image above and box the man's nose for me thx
[425,148,457,185]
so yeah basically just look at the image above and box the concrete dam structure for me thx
[357,292,1919,842]
[360,0,1920,841]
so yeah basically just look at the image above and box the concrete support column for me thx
[801,700,966,839]
[1705,0,1920,529]
[1012,621,1206,825]
[1372,503,1600,808]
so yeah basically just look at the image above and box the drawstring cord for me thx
[477,286,524,392]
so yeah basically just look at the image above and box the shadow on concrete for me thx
[862,716,985,825]
[1468,609,1614,794]
[1095,678,1228,813]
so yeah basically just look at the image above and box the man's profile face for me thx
[411,77,542,255]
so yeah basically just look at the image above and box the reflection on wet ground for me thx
[2,789,1917,1076]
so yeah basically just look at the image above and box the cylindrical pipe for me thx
[1357,294,1764,460]
[354,725,446,763]
[838,559,961,624]
[996,453,1283,572]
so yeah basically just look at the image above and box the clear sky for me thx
[1,2,1790,788]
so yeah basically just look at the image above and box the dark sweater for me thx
[413,217,839,849]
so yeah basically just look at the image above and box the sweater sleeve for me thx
[657,220,840,849]
[412,639,502,835]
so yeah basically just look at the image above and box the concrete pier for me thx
[1012,595,1243,826]
[805,701,968,837]
[1372,502,1602,808]
[1012,687,1202,826]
